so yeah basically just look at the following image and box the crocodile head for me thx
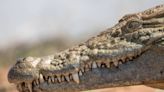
[119,16,164,47]
[8,5,164,92]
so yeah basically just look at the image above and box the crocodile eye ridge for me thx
[126,19,142,33]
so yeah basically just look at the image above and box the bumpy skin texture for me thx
[8,4,164,92]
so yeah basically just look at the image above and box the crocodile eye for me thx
[126,20,142,33]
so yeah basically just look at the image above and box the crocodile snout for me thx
[8,57,40,83]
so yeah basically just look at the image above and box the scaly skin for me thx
[8,4,164,92]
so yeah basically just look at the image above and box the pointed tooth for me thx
[121,57,126,62]
[72,73,80,84]
[33,81,36,86]
[39,74,44,83]
[109,62,114,67]
[78,70,83,76]
[85,64,89,71]
[27,83,32,92]
[61,76,65,82]
[25,83,28,87]
[129,56,133,60]
[81,68,84,73]
[113,61,118,66]
[121,59,126,62]
[51,76,55,83]
[106,63,110,68]
[17,83,22,92]
[92,62,97,68]
[54,76,58,83]
[125,57,129,62]
[88,63,92,69]
[36,79,39,85]
[97,62,101,67]
[101,62,106,68]
[57,76,61,82]
[48,77,51,84]
[85,64,89,68]
[44,76,48,81]
[33,80,37,86]
[69,74,73,80]
[119,60,122,65]
[104,63,108,67]
[65,75,70,82]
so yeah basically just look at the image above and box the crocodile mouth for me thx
[9,29,164,92]
[14,45,151,92]
[9,33,164,91]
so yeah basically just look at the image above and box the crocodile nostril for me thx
[16,58,24,63]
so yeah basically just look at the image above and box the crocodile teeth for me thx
[72,73,80,84]
[85,65,90,71]
[57,76,61,82]
[44,76,48,81]
[97,62,101,67]
[121,58,126,62]
[69,74,73,80]
[54,76,58,82]
[78,70,83,76]
[65,75,70,82]
[61,76,65,82]
[129,56,133,60]
[81,68,84,73]
[39,74,44,83]
[33,80,38,86]
[106,63,110,68]
[101,63,106,68]
[113,61,118,66]
[51,76,55,83]
[88,63,92,69]
[36,79,39,85]
[48,77,51,84]
[27,83,32,92]
[92,62,97,68]
[33,81,36,86]
[119,61,122,65]
[17,83,22,92]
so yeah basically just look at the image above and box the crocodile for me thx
[8,4,164,92]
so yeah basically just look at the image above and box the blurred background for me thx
[0,0,163,92]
